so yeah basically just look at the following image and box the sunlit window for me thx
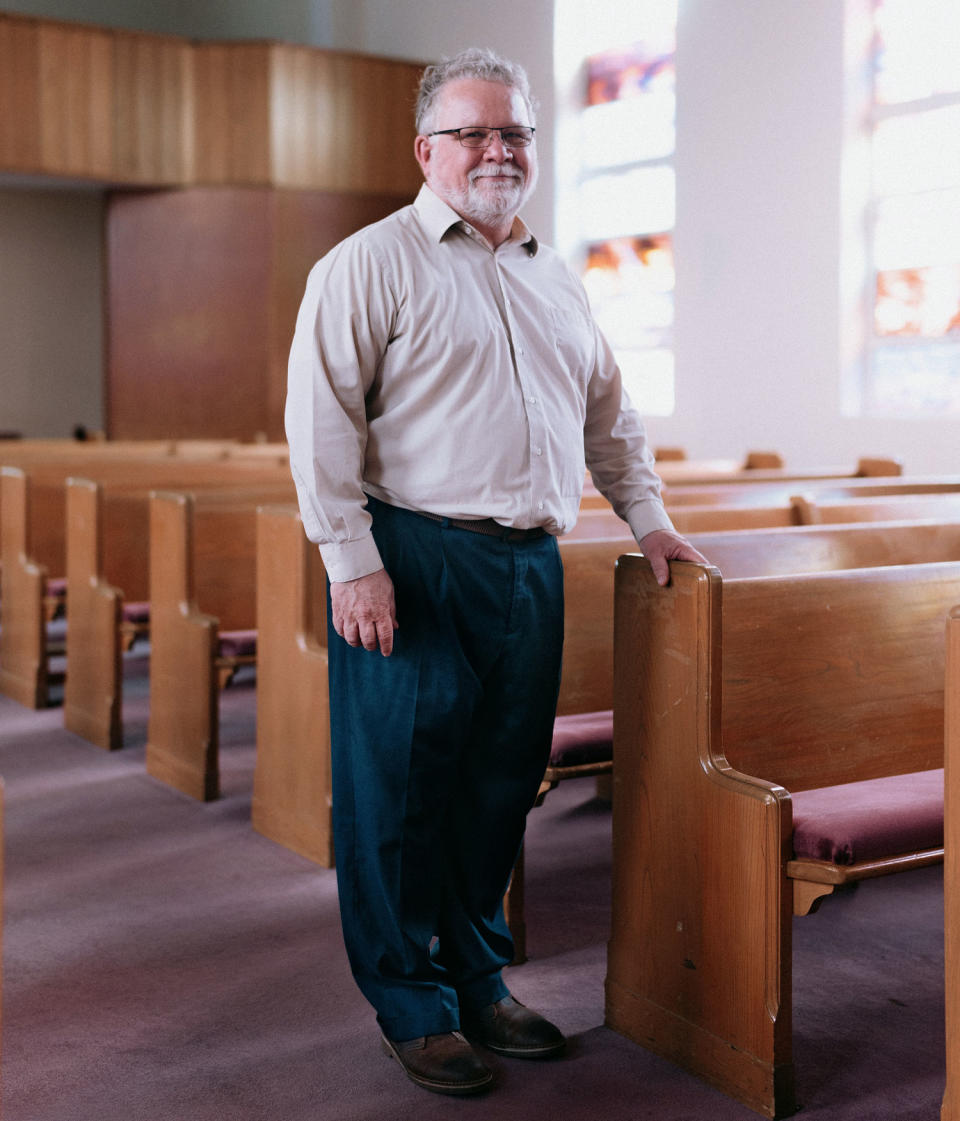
[555,0,677,416]
[868,0,960,414]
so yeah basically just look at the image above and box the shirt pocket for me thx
[545,304,597,393]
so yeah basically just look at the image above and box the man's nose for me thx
[483,135,513,160]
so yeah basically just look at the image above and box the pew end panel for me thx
[253,506,333,867]
[0,467,50,708]
[63,478,125,749]
[145,491,221,801]
[944,606,960,1121]
[606,557,796,1119]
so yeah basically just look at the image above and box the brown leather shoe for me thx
[462,995,566,1059]
[381,1030,493,1095]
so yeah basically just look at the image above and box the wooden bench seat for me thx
[606,557,959,1119]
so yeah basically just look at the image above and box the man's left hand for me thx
[638,529,709,587]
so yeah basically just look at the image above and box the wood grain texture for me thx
[107,186,417,441]
[252,505,333,866]
[37,20,113,178]
[0,14,42,171]
[607,557,794,1118]
[1,11,426,190]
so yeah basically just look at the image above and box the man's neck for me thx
[466,214,516,249]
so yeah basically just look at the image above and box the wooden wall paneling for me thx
[37,20,113,178]
[0,15,42,172]
[270,44,329,189]
[107,187,272,439]
[191,42,271,185]
[269,46,423,194]
[112,30,191,185]
[354,56,422,196]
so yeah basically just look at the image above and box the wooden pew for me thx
[796,490,960,524]
[661,472,959,508]
[0,457,293,711]
[0,467,54,707]
[146,485,294,801]
[580,457,903,510]
[945,606,960,1121]
[687,519,960,577]
[253,505,333,865]
[65,475,292,750]
[656,454,902,489]
[607,557,956,1119]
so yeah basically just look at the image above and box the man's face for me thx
[415,78,538,232]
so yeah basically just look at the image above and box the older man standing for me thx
[285,47,705,1097]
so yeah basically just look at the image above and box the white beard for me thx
[445,165,535,227]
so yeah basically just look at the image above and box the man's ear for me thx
[414,134,432,177]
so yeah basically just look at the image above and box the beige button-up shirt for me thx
[285,185,673,582]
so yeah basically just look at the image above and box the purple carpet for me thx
[0,647,945,1120]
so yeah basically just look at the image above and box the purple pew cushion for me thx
[122,601,150,624]
[45,577,67,596]
[218,629,257,659]
[549,710,613,769]
[791,768,944,865]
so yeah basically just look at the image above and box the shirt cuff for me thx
[318,534,385,583]
[625,500,676,546]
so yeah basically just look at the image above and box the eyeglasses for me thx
[427,125,536,149]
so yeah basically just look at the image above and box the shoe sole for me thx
[380,1035,494,1096]
[471,1037,566,1060]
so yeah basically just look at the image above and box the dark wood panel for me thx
[107,188,272,440]
[107,187,417,441]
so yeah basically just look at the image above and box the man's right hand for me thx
[330,568,398,657]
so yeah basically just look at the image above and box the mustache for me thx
[469,167,523,182]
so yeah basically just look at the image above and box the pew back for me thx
[687,519,960,577]
[662,473,958,508]
[719,562,954,792]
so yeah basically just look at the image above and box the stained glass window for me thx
[556,0,678,415]
[867,0,960,414]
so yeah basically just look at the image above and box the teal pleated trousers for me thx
[327,496,564,1042]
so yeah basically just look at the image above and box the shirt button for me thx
[518,347,525,356]
[535,447,543,456]
[527,396,537,405]
[538,501,545,511]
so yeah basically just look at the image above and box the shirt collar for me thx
[414,183,539,256]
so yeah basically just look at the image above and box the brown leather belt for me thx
[418,510,547,543]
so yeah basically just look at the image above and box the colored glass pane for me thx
[875,265,960,339]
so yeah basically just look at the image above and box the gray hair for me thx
[415,47,538,135]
